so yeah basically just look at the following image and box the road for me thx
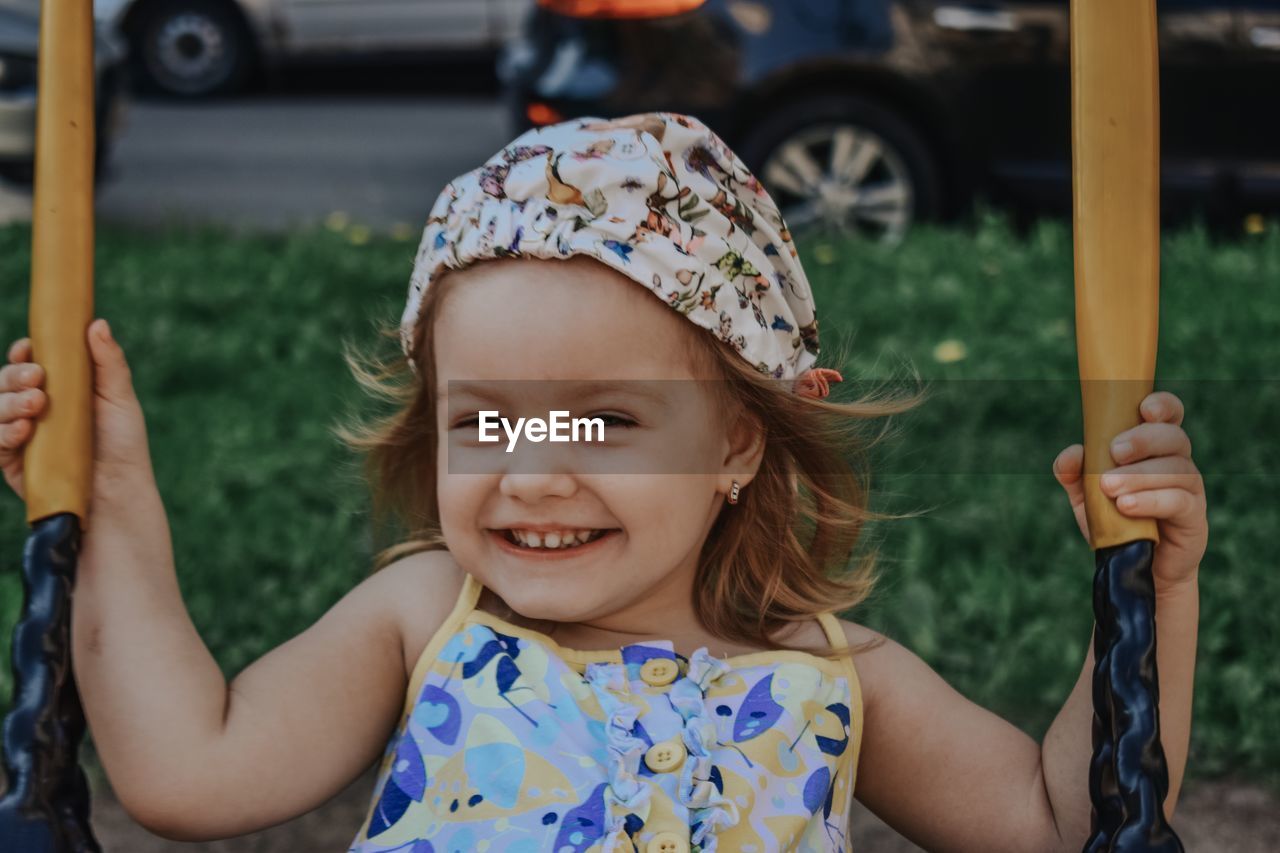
[0,93,514,234]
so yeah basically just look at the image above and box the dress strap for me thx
[817,611,849,650]
[817,608,864,835]
[401,566,484,721]
[455,571,484,615]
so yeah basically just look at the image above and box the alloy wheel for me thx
[762,123,915,244]
[148,11,233,96]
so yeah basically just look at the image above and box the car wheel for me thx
[132,0,256,98]
[739,93,943,245]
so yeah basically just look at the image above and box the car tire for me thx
[738,92,943,244]
[131,0,256,98]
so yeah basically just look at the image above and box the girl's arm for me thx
[7,323,463,839]
[846,576,1196,853]
[72,478,463,841]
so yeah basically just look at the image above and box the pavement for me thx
[0,178,27,227]
[1,80,513,234]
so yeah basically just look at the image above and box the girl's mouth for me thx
[488,528,621,559]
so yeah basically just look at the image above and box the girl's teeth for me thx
[509,529,606,549]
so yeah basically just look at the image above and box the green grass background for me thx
[1,210,1276,795]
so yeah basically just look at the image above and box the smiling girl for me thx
[0,111,1205,852]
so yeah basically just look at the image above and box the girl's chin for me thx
[487,582,602,626]
[477,530,628,622]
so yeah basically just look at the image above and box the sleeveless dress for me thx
[347,572,864,853]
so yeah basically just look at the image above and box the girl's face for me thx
[431,256,764,631]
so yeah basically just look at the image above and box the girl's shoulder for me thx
[376,548,469,682]
[833,616,887,654]
[829,617,984,771]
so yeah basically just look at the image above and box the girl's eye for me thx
[593,414,637,429]
[448,414,637,430]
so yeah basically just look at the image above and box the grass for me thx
[1,209,1277,795]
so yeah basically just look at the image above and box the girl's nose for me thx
[497,439,582,500]
[498,470,579,502]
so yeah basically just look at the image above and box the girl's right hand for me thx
[2,318,156,503]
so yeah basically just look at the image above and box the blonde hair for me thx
[332,257,929,661]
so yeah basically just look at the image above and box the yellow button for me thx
[645,830,689,853]
[640,657,678,686]
[644,739,686,773]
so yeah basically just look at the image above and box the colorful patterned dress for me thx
[348,572,864,852]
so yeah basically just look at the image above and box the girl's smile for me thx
[487,527,622,560]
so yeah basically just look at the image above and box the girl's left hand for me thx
[1052,390,1207,594]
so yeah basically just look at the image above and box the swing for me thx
[0,0,1184,849]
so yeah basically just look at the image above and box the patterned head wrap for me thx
[399,111,841,397]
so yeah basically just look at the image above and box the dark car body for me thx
[498,0,1280,236]
[0,3,128,186]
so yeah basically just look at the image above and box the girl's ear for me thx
[720,404,766,486]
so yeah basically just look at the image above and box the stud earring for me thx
[727,481,741,505]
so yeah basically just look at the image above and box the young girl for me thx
[0,112,1205,852]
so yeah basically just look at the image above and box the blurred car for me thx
[0,3,128,187]
[498,0,1280,242]
[91,0,532,98]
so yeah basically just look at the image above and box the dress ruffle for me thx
[585,662,652,851]
[670,649,741,852]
